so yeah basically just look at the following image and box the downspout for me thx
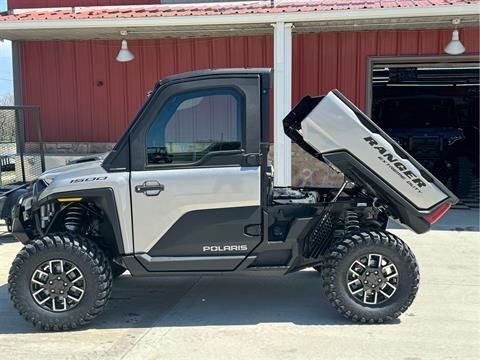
[12,40,23,106]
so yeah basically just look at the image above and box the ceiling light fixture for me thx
[116,30,135,63]
[444,19,465,55]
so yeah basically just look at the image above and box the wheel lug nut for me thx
[57,277,61,280]
[49,281,53,285]
[374,271,378,275]
[378,279,382,282]
[64,283,68,286]
[371,285,375,288]
[51,289,55,293]
[60,291,64,294]
[364,280,368,284]
[366,272,370,276]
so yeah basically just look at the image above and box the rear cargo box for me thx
[283,90,458,233]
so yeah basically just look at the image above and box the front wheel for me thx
[322,231,419,323]
[8,234,112,331]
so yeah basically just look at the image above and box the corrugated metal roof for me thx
[1,1,477,21]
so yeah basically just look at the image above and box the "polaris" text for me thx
[203,245,248,252]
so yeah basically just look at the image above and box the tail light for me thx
[424,203,451,224]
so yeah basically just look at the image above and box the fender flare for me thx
[37,187,125,255]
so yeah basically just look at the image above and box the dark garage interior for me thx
[371,61,479,208]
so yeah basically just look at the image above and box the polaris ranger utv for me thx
[3,69,457,331]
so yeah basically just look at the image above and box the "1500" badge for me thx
[70,176,108,183]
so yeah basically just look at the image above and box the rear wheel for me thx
[8,234,112,331]
[322,231,419,323]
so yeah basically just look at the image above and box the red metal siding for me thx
[20,28,479,143]
[21,36,273,142]
[293,28,480,111]
[8,0,159,9]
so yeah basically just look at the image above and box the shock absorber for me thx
[64,204,86,232]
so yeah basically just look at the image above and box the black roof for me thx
[156,68,272,88]
[102,67,272,172]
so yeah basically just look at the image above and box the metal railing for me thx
[0,106,45,186]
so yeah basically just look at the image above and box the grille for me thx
[303,206,337,259]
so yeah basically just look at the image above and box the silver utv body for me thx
[32,161,260,257]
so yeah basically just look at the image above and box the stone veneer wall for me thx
[41,142,345,187]
[290,144,345,188]
[268,144,345,188]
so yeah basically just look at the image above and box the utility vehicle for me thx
[2,69,457,331]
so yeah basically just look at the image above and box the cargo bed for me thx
[283,90,458,233]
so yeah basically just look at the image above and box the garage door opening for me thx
[369,58,479,208]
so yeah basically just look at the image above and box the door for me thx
[130,75,264,272]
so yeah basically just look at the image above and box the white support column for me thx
[273,21,293,187]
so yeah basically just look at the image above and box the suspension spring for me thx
[344,211,360,233]
[64,204,86,232]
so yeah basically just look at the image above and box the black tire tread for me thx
[8,234,112,331]
[321,230,419,323]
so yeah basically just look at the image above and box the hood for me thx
[40,159,105,181]
[67,152,110,165]
[37,160,110,202]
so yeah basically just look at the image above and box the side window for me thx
[146,89,243,166]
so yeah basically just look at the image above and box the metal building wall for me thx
[20,28,479,143]
[293,27,480,109]
[20,36,273,142]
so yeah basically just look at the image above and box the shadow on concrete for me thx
[0,271,400,334]
[0,232,17,245]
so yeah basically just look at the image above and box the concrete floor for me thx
[0,214,479,359]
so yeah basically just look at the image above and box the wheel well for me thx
[35,189,124,256]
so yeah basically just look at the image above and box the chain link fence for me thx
[0,106,45,187]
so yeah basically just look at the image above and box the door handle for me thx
[135,181,165,196]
